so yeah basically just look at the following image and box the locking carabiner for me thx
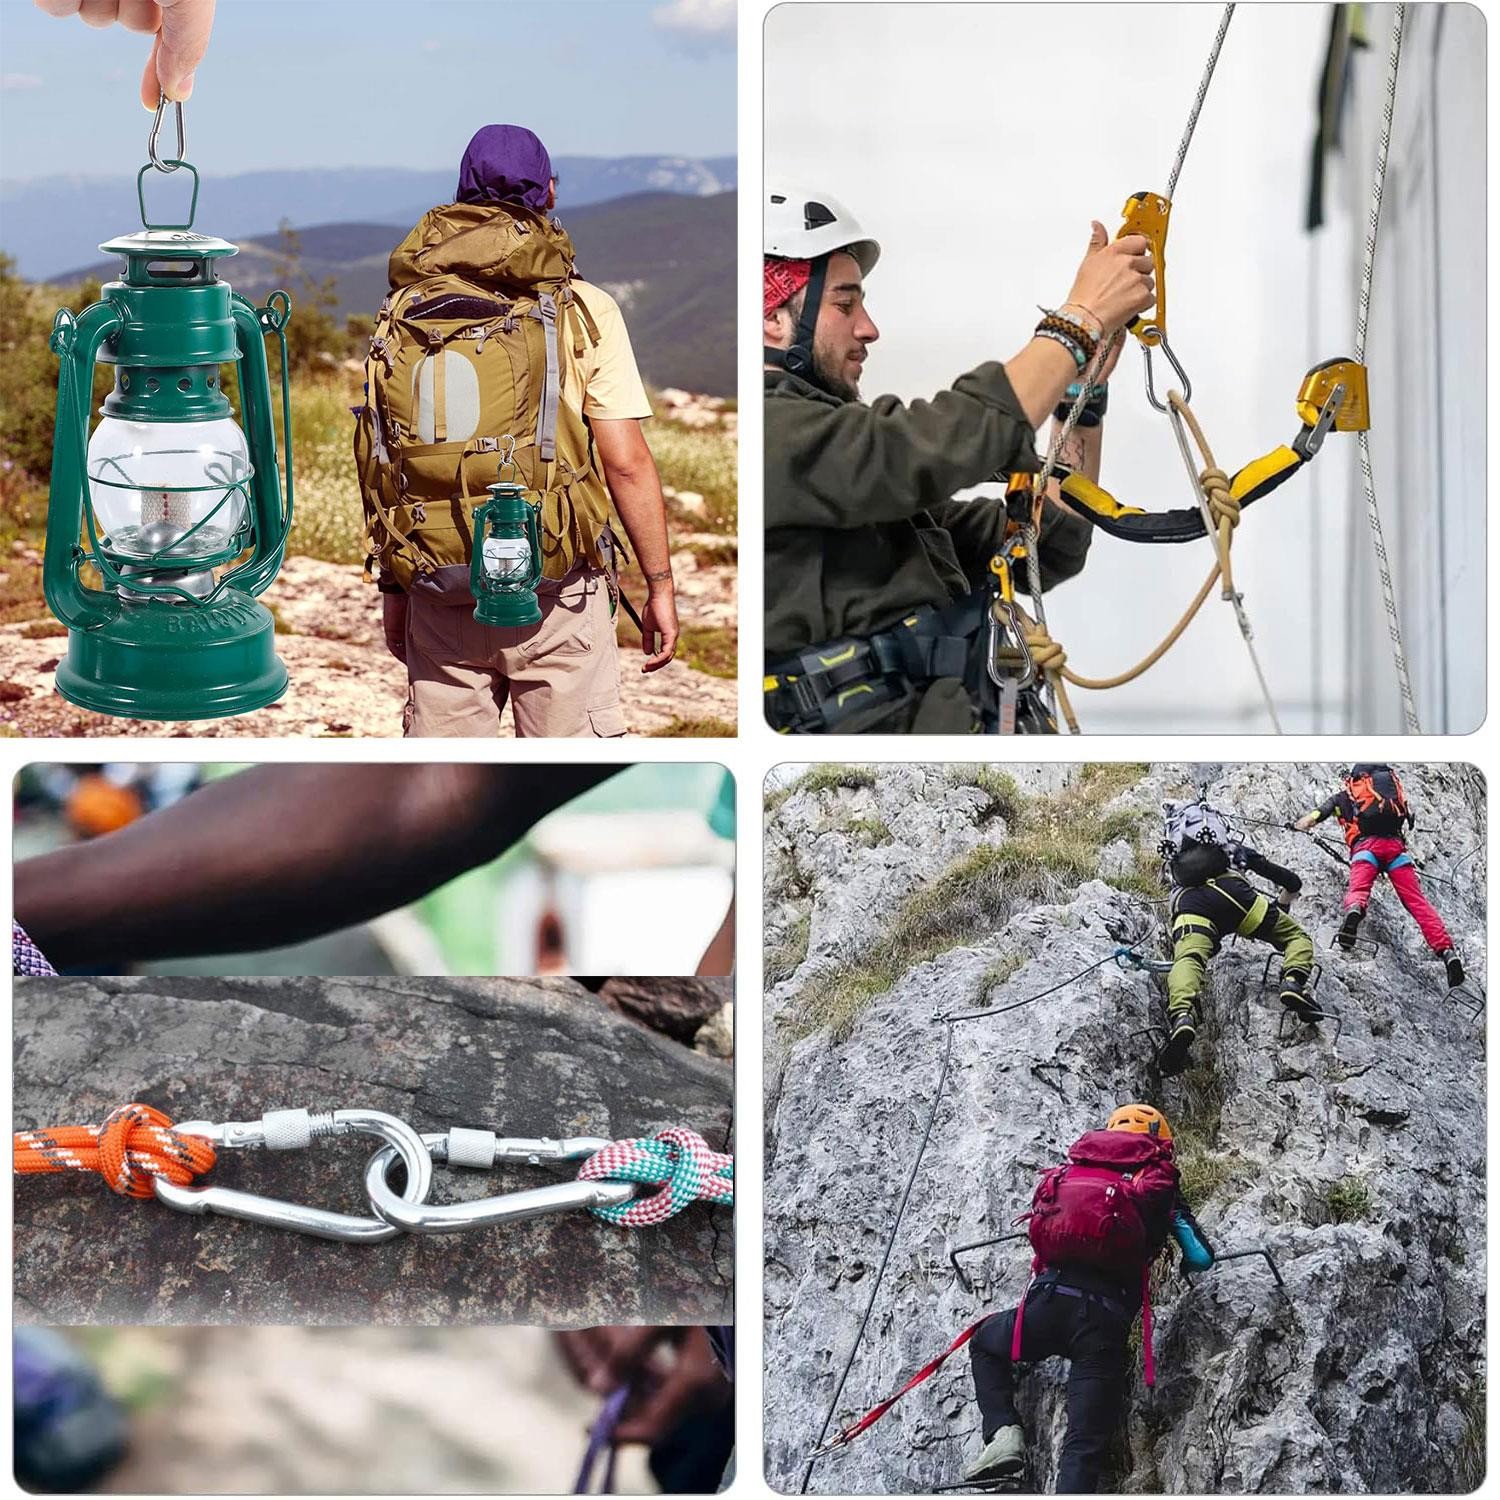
[153,1107,434,1243]
[363,1130,636,1235]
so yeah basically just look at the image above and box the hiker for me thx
[1295,764,1465,987]
[762,187,1155,733]
[1159,800,1316,1075]
[360,124,679,738]
[965,1105,1212,1492]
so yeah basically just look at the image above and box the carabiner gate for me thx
[363,1129,638,1235]
[1142,335,1193,413]
[153,1107,434,1243]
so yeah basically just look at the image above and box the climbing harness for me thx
[14,1103,734,1244]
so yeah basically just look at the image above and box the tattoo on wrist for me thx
[1059,434,1087,470]
[645,567,674,583]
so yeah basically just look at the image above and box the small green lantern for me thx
[470,467,544,628]
[43,104,294,720]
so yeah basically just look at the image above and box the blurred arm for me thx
[15,764,620,967]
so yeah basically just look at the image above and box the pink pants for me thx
[1346,836,1453,953]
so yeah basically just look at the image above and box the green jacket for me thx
[764,363,1094,730]
[765,364,1093,652]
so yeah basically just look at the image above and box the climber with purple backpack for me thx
[962,1104,1212,1492]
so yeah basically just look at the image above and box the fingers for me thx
[154,0,213,100]
[117,0,162,33]
[33,1,85,17]
[77,0,120,24]
[1114,232,1149,256]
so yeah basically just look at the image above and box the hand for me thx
[1277,888,1296,912]
[638,585,678,673]
[1293,813,1317,831]
[34,0,217,108]
[1064,221,1156,338]
[382,592,409,665]
[555,1328,729,1448]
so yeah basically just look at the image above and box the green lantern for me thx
[43,107,294,721]
[470,472,544,628]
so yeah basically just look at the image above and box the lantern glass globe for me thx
[86,413,251,562]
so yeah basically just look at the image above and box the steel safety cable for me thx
[1353,4,1420,732]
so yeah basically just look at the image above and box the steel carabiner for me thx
[153,1107,434,1243]
[147,94,186,173]
[363,1129,637,1235]
[1141,335,1193,413]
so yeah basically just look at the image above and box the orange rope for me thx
[14,1103,217,1199]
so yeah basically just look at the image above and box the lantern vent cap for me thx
[100,228,238,259]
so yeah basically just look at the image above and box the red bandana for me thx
[764,257,812,317]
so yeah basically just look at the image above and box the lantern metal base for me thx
[55,591,288,721]
[473,593,542,628]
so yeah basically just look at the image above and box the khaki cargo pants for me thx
[403,566,626,738]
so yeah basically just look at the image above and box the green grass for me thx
[766,909,812,986]
[948,765,1023,822]
[1455,1377,1485,1492]
[1323,1175,1373,1225]
[1174,1143,1248,1204]
[644,419,737,533]
[974,952,1025,1005]
[797,764,877,796]
[647,715,736,738]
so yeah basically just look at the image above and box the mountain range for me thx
[1,155,735,281]
[12,161,735,396]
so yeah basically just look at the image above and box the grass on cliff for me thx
[786,763,1159,1041]
[766,909,812,987]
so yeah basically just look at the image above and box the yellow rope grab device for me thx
[983,2,1375,735]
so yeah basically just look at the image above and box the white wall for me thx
[765,2,1484,732]
[1321,3,1486,732]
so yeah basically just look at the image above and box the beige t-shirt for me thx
[561,279,654,422]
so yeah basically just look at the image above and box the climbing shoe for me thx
[1156,1021,1196,1077]
[1335,907,1365,951]
[1443,950,1466,989]
[962,1426,1025,1485]
[1280,972,1321,1025]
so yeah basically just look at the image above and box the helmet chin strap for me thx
[765,253,830,387]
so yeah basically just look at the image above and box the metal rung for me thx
[1316,924,1380,962]
[948,1231,1029,1293]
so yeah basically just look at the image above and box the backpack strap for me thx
[1010,1266,1036,1364]
[429,331,447,444]
[533,292,561,463]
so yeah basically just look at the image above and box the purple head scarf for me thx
[457,125,555,211]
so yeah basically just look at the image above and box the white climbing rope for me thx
[1166,4,1236,199]
[1353,4,1421,733]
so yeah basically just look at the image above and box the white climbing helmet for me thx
[764,187,880,275]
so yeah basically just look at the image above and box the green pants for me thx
[1168,902,1314,1025]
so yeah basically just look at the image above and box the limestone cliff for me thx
[764,763,1485,1493]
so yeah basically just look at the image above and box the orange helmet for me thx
[65,774,144,838]
[1107,1103,1173,1141]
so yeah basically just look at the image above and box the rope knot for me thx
[14,1103,217,1199]
[1200,466,1239,529]
[577,1127,734,1227]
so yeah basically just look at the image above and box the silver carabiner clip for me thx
[153,1107,433,1243]
[1142,333,1192,413]
[986,598,1036,691]
[148,94,186,173]
[363,1129,638,1234]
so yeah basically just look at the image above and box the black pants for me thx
[970,1283,1132,1494]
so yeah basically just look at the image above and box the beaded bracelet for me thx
[1035,312,1099,366]
[1035,325,1090,371]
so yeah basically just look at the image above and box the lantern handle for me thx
[136,160,201,231]
[148,95,186,173]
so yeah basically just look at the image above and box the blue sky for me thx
[0,0,736,180]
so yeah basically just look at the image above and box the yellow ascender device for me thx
[1115,190,1189,409]
[1055,359,1368,543]
[1116,190,1171,347]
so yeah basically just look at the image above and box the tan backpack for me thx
[354,201,617,597]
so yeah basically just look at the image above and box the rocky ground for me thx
[764,763,1485,1494]
[79,1325,656,1493]
[15,975,733,1327]
[0,547,735,739]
